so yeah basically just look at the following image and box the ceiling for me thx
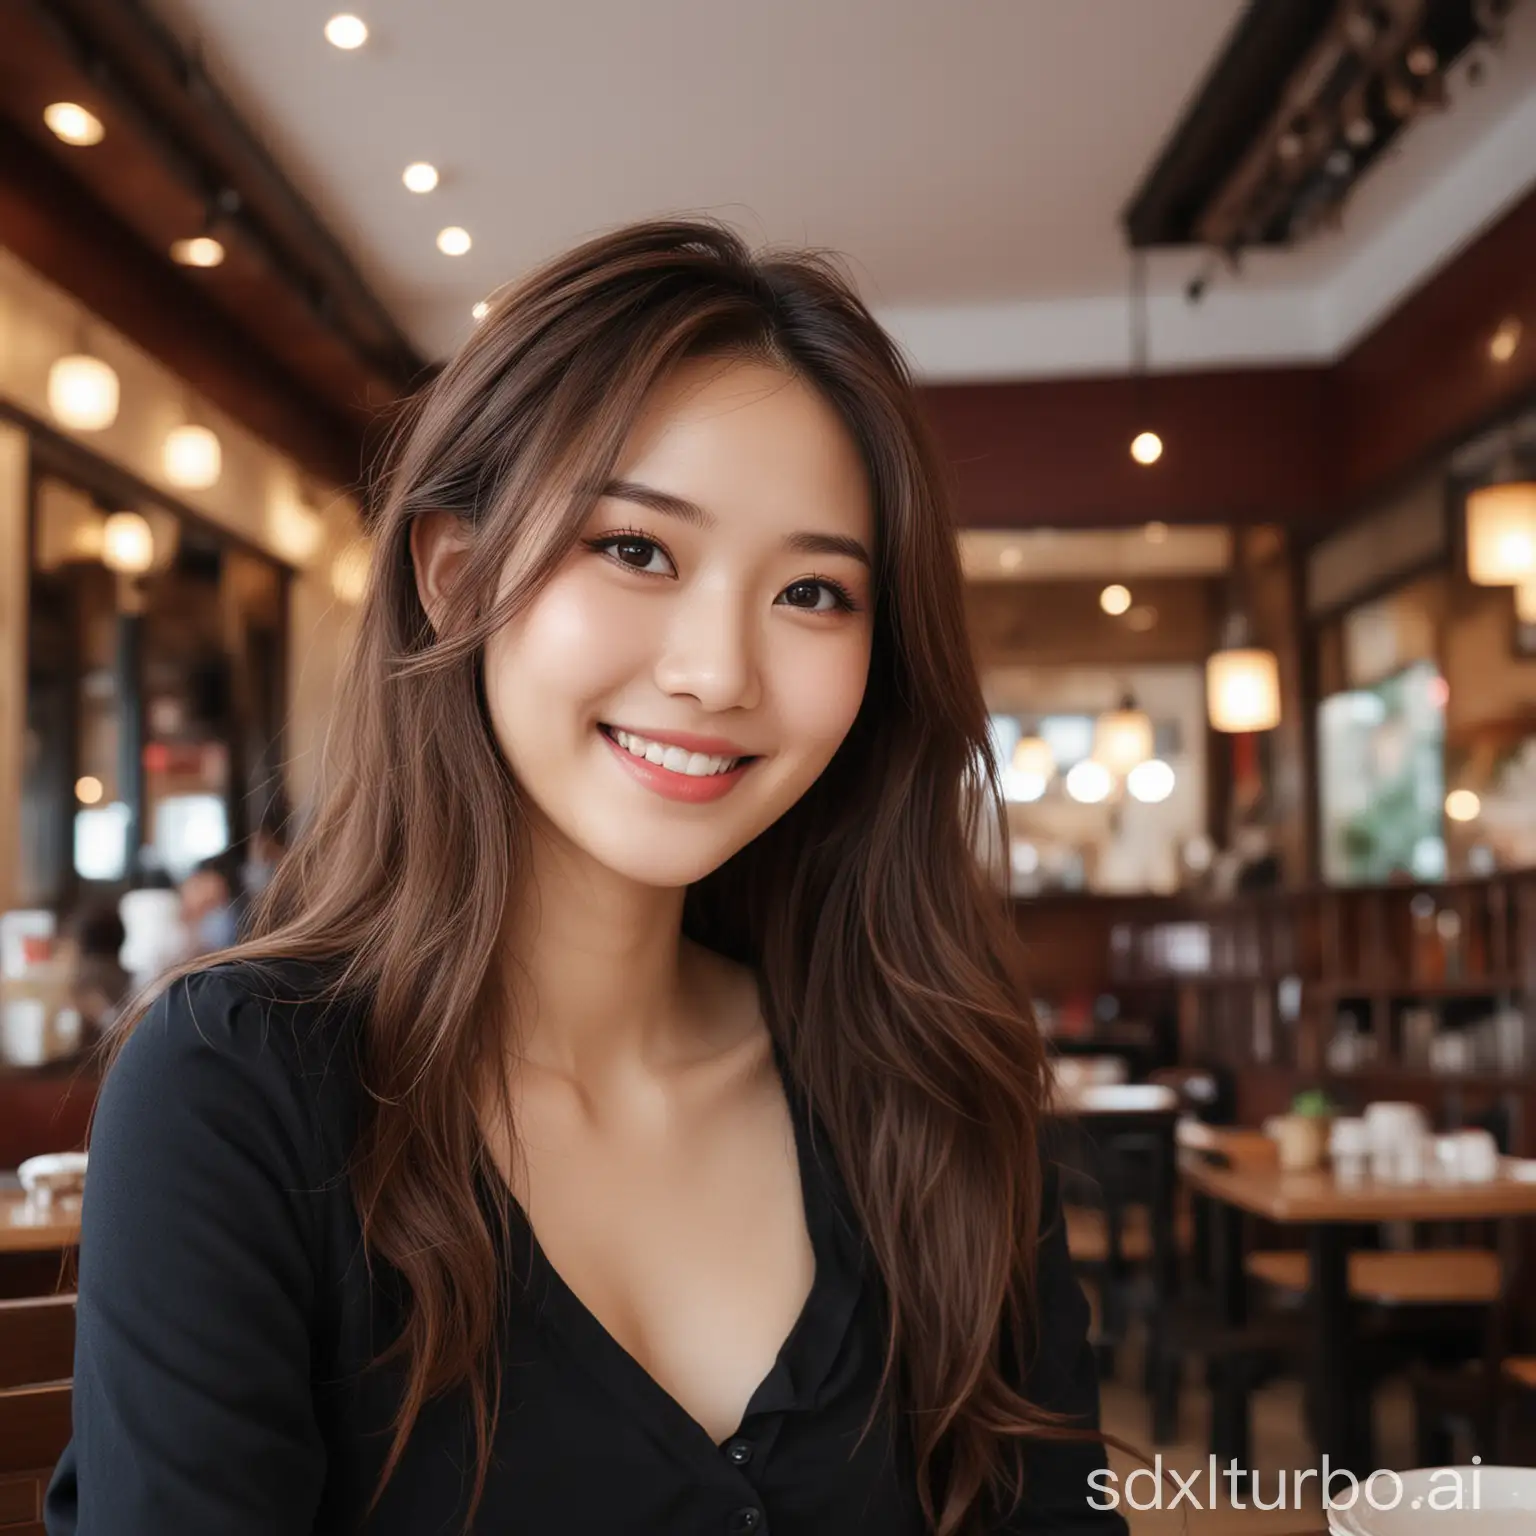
[72,0,1536,378]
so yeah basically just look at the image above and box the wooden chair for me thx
[0,1381,72,1536]
[0,1295,76,1391]
[1247,1248,1503,1306]
[1149,1125,1309,1457]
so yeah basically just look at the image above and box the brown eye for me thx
[779,578,856,613]
[586,534,676,577]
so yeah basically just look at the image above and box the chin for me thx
[578,825,751,890]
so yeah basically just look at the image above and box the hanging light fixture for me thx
[1011,735,1055,781]
[1126,249,1162,466]
[1093,694,1154,775]
[101,511,155,575]
[1206,606,1281,733]
[162,423,223,489]
[1466,478,1536,586]
[47,353,119,431]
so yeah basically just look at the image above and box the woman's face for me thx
[481,357,875,889]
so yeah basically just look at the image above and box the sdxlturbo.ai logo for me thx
[1086,1456,1484,1514]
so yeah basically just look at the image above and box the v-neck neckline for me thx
[478,1034,866,1461]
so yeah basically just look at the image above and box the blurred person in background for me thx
[60,900,132,1040]
[176,846,248,957]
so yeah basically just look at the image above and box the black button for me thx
[724,1437,753,1466]
[727,1508,761,1534]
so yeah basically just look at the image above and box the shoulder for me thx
[103,958,362,1165]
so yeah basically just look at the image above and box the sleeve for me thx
[997,1161,1130,1534]
[44,969,328,1535]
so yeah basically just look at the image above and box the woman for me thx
[47,220,1126,1535]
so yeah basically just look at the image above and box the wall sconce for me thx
[1466,480,1536,585]
[47,353,119,431]
[101,511,155,575]
[162,423,223,489]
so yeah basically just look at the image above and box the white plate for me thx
[1501,1158,1536,1183]
[1328,1465,1536,1534]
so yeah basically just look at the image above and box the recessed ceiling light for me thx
[170,236,225,268]
[44,102,104,146]
[1100,583,1132,616]
[325,13,368,50]
[1130,430,1163,466]
[403,162,439,193]
[471,300,490,321]
[437,226,471,256]
[1489,317,1522,364]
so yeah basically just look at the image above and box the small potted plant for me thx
[1264,1088,1334,1172]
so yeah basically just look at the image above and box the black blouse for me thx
[46,963,1126,1535]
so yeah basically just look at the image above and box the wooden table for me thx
[1181,1157,1536,1471]
[0,1185,82,1255]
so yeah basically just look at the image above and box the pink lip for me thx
[598,725,755,804]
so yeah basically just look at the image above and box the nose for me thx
[652,578,762,713]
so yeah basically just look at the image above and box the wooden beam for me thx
[0,117,366,490]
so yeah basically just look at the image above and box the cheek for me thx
[771,630,872,759]
[483,575,638,728]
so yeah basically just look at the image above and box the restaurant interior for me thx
[2,0,1536,1530]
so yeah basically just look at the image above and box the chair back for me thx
[0,1295,76,1390]
[0,1380,72,1533]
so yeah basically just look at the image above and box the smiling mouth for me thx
[597,724,758,779]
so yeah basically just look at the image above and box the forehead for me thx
[614,357,873,535]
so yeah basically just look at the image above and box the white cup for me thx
[1452,1129,1500,1183]
[0,998,48,1066]
[1365,1102,1430,1182]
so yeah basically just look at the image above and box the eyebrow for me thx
[600,478,872,568]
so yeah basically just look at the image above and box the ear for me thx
[410,511,474,633]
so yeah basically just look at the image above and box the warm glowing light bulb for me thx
[471,300,490,321]
[403,162,439,193]
[1445,789,1481,824]
[47,355,119,431]
[163,425,223,489]
[325,13,368,49]
[1065,760,1113,804]
[437,226,472,256]
[1130,430,1163,466]
[1100,583,1132,616]
[1489,318,1522,364]
[170,236,225,267]
[75,775,104,805]
[101,511,155,574]
[44,102,104,146]
[1127,759,1176,804]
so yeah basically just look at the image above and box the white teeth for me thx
[611,728,741,777]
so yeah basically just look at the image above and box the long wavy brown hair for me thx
[99,218,1088,1535]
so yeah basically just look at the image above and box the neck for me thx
[498,814,696,1082]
